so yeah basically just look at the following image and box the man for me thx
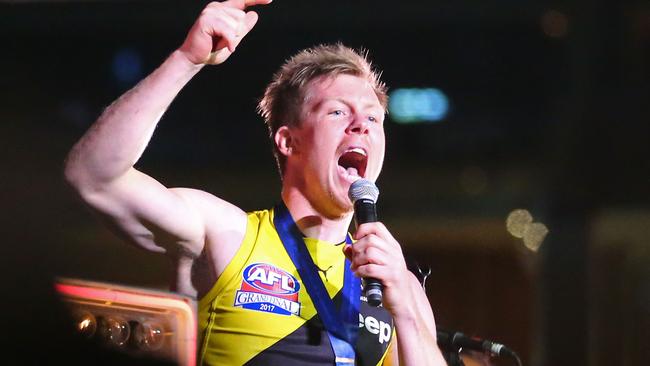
[64,1,447,365]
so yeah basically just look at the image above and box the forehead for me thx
[302,74,383,111]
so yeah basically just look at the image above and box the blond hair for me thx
[258,43,388,175]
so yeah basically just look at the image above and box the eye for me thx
[330,110,345,116]
[369,114,384,124]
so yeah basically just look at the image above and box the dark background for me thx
[1,0,649,365]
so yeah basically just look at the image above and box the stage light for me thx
[389,87,449,124]
[541,10,569,38]
[98,316,131,347]
[133,320,166,351]
[111,48,143,86]
[56,278,197,366]
[506,209,533,239]
[506,209,549,252]
[75,311,97,339]
[522,222,548,252]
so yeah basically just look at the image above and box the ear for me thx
[274,126,296,157]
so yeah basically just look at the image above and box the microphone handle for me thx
[353,199,383,307]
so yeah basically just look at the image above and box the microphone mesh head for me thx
[348,179,379,203]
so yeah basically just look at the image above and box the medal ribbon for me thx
[274,202,360,365]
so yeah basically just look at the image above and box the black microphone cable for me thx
[437,329,523,366]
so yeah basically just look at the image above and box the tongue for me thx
[346,167,359,177]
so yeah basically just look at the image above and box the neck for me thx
[281,187,353,243]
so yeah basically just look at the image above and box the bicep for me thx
[76,168,212,254]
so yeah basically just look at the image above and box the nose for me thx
[346,114,369,135]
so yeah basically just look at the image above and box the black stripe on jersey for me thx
[244,293,392,366]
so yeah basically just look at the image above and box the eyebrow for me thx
[313,98,384,114]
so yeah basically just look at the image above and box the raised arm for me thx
[64,1,271,265]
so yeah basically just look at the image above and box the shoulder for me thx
[170,187,248,255]
[170,188,247,223]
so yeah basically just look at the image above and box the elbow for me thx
[63,146,135,204]
[63,151,90,194]
[63,154,82,190]
[62,153,101,197]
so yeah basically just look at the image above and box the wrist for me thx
[170,49,206,74]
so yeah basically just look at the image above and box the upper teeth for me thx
[347,147,366,156]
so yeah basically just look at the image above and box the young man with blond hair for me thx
[64,1,447,365]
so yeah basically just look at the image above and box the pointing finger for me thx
[222,0,272,10]
[245,0,273,7]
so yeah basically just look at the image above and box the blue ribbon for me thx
[273,202,360,365]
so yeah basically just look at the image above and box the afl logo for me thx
[243,263,300,295]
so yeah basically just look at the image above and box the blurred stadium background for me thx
[1,0,648,365]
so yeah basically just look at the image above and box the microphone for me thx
[436,329,516,358]
[348,179,382,307]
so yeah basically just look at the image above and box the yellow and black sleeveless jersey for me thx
[198,208,394,366]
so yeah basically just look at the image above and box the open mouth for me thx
[337,147,368,180]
